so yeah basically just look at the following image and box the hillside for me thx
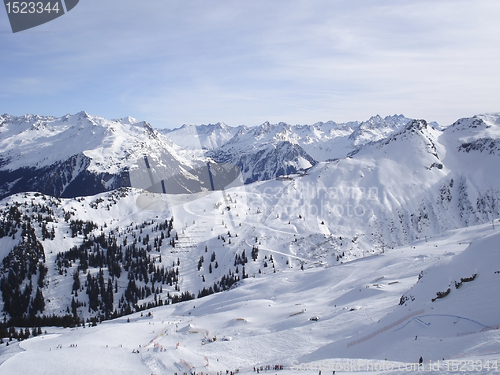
[0,222,498,374]
[0,111,499,373]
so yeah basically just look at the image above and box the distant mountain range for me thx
[0,112,429,198]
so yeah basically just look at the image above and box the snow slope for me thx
[1,112,499,374]
[0,222,499,374]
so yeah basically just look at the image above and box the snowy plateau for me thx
[0,112,499,374]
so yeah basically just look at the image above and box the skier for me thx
[419,357,423,367]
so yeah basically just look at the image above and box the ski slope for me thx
[1,222,499,374]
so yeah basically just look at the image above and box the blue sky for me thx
[1,0,499,129]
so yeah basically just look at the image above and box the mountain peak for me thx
[76,110,90,119]
[367,114,384,123]
[405,119,428,132]
[213,122,228,129]
[446,114,500,133]
[358,114,411,131]
[385,114,407,121]
[115,116,140,125]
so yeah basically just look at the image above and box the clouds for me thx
[0,0,499,127]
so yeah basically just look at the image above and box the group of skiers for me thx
[253,365,285,372]
[175,370,239,375]
[49,344,77,351]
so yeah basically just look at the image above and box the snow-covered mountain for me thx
[159,122,247,150]
[244,115,500,249]
[0,112,218,199]
[0,111,500,373]
[204,115,414,163]
[209,140,317,184]
[0,113,416,199]
[196,115,414,183]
